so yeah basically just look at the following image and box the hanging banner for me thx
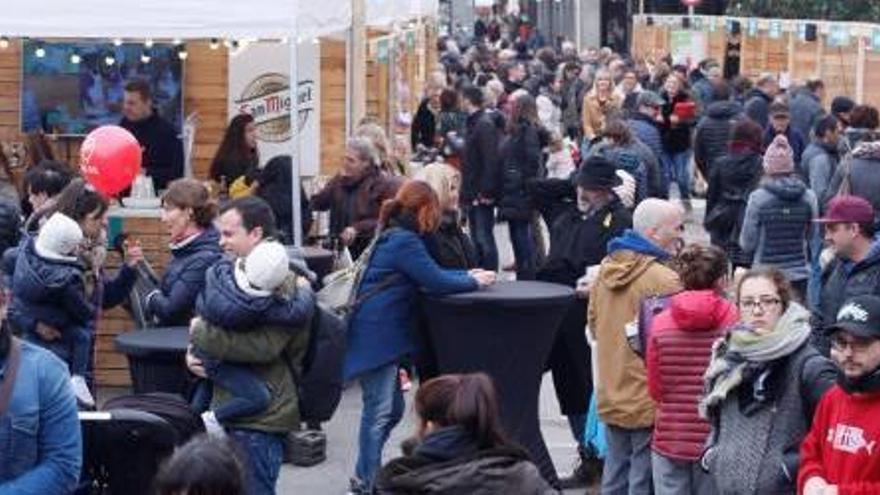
[377,39,390,63]
[708,17,717,32]
[873,29,880,51]
[747,18,758,37]
[669,30,707,68]
[228,41,321,176]
[827,25,851,47]
[769,21,782,39]
[797,23,807,41]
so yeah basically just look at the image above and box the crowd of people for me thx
[3,10,880,495]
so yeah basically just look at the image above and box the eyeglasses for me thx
[739,297,782,313]
[830,334,876,353]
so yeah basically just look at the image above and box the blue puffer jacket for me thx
[9,237,94,333]
[345,224,478,379]
[196,258,315,331]
[148,228,222,327]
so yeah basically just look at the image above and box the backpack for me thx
[103,392,204,444]
[629,294,673,358]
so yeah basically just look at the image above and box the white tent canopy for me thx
[368,0,439,27]
[0,0,351,40]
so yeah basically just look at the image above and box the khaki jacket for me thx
[588,250,680,429]
[581,90,623,141]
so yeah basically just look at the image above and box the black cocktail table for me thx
[424,281,574,488]
[114,327,189,395]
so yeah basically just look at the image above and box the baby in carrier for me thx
[10,212,96,407]
[192,240,315,435]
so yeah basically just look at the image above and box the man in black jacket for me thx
[537,156,632,488]
[693,82,743,177]
[119,80,184,191]
[816,196,880,356]
[743,73,778,130]
[461,86,501,271]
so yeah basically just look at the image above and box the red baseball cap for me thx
[815,195,875,224]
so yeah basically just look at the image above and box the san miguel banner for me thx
[229,41,320,176]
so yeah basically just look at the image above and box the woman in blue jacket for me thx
[146,179,223,327]
[346,180,495,493]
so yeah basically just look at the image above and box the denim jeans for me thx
[807,228,823,312]
[662,151,692,200]
[65,325,92,376]
[508,219,536,280]
[228,429,285,495]
[601,425,653,495]
[468,204,499,271]
[652,451,717,495]
[194,354,272,423]
[355,362,405,489]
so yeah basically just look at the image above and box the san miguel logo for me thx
[234,72,315,143]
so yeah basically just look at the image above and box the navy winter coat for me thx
[9,237,94,333]
[147,228,222,327]
[196,258,315,331]
[345,223,478,379]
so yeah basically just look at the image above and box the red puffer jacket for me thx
[646,289,738,461]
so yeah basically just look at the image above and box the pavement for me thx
[277,199,707,494]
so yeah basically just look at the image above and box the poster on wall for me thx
[228,41,320,176]
[669,30,707,69]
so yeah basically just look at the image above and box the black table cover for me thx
[300,246,335,282]
[424,281,575,488]
[114,327,189,395]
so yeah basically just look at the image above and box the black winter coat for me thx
[498,121,544,221]
[816,245,880,355]
[374,426,556,495]
[424,213,477,270]
[694,101,744,176]
[743,88,773,130]
[196,259,315,331]
[147,228,222,327]
[705,150,763,267]
[0,199,20,261]
[119,113,183,191]
[537,198,632,287]
[255,156,312,243]
[411,98,437,149]
[461,109,503,204]
[660,91,696,153]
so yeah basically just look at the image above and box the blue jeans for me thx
[807,228,823,312]
[65,325,91,376]
[508,219,536,280]
[662,151,692,200]
[194,353,271,423]
[601,425,653,495]
[468,204,498,271]
[355,362,405,489]
[228,429,285,495]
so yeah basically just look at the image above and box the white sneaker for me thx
[70,375,95,408]
[201,410,226,438]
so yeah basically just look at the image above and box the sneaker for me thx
[558,446,603,489]
[347,477,368,495]
[70,375,95,408]
[399,369,412,392]
[201,411,227,438]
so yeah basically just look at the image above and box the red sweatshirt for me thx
[798,385,880,495]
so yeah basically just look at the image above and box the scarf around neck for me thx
[699,302,812,417]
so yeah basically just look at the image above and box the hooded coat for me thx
[743,88,773,129]
[826,141,880,222]
[694,101,744,176]
[705,150,764,267]
[800,140,839,209]
[147,228,223,327]
[588,231,681,429]
[739,176,817,282]
[196,258,315,331]
[646,290,738,461]
[374,426,556,495]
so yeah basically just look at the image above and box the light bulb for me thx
[113,38,123,46]
[210,38,220,50]
[140,52,151,64]
[70,53,81,64]
[0,37,10,50]
[105,55,115,66]
[35,46,46,58]
[177,49,188,61]
[144,38,154,48]
[173,38,182,46]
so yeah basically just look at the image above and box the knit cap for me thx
[234,240,290,297]
[35,212,83,261]
[763,134,795,176]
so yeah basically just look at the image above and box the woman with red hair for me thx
[345,180,496,494]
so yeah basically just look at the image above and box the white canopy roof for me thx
[0,0,436,40]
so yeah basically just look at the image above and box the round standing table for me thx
[287,245,335,282]
[423,281,575,488]
[114,327,190,396]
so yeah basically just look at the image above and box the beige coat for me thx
[588,249,681,429]
[581,90,623,141]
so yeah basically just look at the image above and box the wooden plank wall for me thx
[632,22,880,109]
[184,43,228,179]
[320,39,347,176]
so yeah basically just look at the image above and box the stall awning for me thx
[0,0,352,40]
[368,0,439,27]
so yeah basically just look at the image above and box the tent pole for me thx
[290,28,303,247]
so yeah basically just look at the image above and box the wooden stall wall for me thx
[321,38,347,176]
[184,43,229,180]
[632,20,880,109]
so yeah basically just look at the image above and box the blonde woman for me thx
[581,69,623,149]
[416,162,476,269]
[356,122,406,176]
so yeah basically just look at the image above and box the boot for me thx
[558,445,603,489]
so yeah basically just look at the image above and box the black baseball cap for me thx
[828,294,880,339]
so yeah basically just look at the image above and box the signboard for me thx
[669,30,707,68]
[828,25,851,47]
[228,41,321,175]
[747,18,758,36]
[873,29,880,50]
[769,21,782,39]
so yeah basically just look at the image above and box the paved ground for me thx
[277,199,706,494]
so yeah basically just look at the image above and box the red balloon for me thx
[79,125,142,197]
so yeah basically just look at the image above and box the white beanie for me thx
[234,241,290,297]
[36,213,83,262]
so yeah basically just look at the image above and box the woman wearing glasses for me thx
[700,266,836,494]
